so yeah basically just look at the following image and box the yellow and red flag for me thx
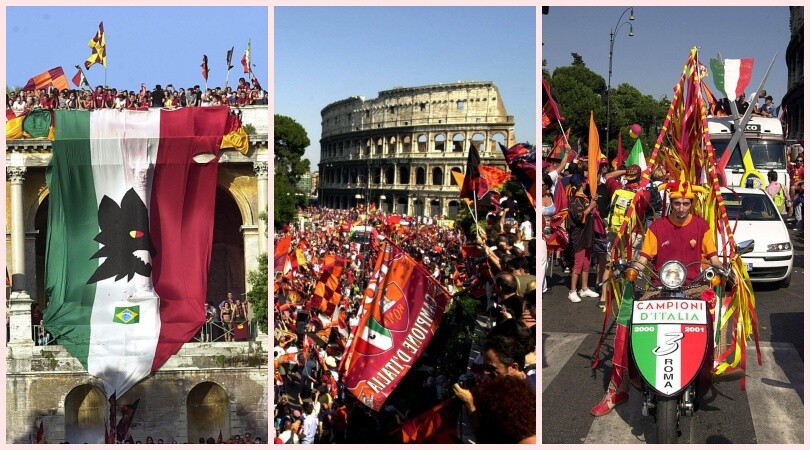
[23,67,70,92]
[85,22,107,70]
[587,111,600,198]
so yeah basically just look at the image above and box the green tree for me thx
[274,175,296,228]
[274,114,311,185]
[246,253,268,334]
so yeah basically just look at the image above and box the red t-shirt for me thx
[93,91,106,108]
[640,214,717,283]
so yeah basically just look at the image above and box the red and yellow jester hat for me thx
[660,171,707,199]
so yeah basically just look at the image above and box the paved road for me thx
[540,229,804,444]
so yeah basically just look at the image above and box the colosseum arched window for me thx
[385,167,395,185]
[416,167,426,185]
[450,167,462,186]
[434,134,445,152]
[402,135,412,153]
[388,136,397,154]
[417,134,428,152]
[432,167,443,185]
[472,133,485,152]
[448,200,460,218]
[491,132,506,154]
[375,137,384,155]
[452,133,465,152]
[399,166,410,184]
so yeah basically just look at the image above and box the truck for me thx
[707,116,790,191]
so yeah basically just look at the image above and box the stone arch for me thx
[187,382,231,444]
[491,132,506,153]
[417,134,428,152]
[415,167,426,185]
[434,134,445,152]
[399,166,410,185]
[208,187,246,306]
[430,199,442,217]
[64,384,107,444]
[472,133,485,152]
[432,167,443,186]
[396,197,408,214]
[452,133,465,152]
[385,167,395,185]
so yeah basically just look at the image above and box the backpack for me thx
[607,189,636,234]
[647,183,663,217]
[773,184,786,209]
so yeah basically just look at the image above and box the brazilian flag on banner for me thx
[113,306,140,324]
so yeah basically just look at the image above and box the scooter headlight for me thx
[659,261,687,289]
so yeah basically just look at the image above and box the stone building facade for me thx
[5,106,269,443]
[317,81,515,218]
[782,6,804,143]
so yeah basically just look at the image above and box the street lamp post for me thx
[606,7,635,157]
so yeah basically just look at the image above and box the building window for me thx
[416,167,426,185]
[452,133,465,152]
[457,101,465,110]
[420,102,427,112]
[432,167,443,186]
[434,134,445,152]
[417,134,428,152]
[399,166,410,184]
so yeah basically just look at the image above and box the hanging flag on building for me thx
[43,107,230,397]
[709,57,754,99]
[201,54,209,82]
[340,241,451,411]
[72,65,91,89]
[23,67,70,93]
[84,21,107,70]
[241,39,251,73]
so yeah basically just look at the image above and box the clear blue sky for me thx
[6,6,267,93]
[543,6,790,109]
[275,6,537,172]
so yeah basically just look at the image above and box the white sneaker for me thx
[568,291,582,303]
[579,288,600,298]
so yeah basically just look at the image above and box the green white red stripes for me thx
[44,107,228,396]
[710,58,754,100]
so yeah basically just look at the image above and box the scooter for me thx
[605,239,754,443]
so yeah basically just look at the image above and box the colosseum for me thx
[317,81,516,218]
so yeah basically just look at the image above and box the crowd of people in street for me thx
[273,198,536,443]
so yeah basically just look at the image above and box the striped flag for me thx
[625,138,647,171]
[241,39,251,73]
[201,54,209,82]
[72,65,91,89]
[226,46,234,71]
[709,57,754,99]
[306,256,345,316]
[23,67,70,92]
[84,21,107,70]
[43,107,230,396]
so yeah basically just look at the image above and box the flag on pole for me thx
[115,399,140,442]
[613,129,626,169]
[23,67,70,92]
[340,242,451,411]
[201,54,209,82]
[542,79,564,130]
[226,46,234,71]
[43,107,230,396]
[241,39,251,73]
[36,420,44,444]
[107,393,116,444]
[549,128,570,159]
[479,165,513,194]
[72,65,91,89]
[306,256,346,316]
[84,21,107,70]
[459,144,482,201]
[588,111,600,198]
[399,398,460,443]
[625,138,647,171]
[499,143,537,208]
[709,57,754,99]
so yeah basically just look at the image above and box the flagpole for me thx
[557,118,570,147]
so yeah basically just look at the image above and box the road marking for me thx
[541,332,587,392]
[746,341,804,443]
[584,387,655,444]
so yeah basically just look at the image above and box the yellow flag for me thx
[588,110,600,198]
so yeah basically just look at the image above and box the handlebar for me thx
[597,259,731,292]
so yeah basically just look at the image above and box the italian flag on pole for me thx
[625,138,647,171]
[44,107,229,396]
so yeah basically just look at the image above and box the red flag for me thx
[116,399,140,442]
[241,40,251,73]
[498,143,537,208]
[36,420,44,444]
[613,129,626,169]
[549,128,570,159]
[201,54,209,82]
[341,242,451,411]
[479,165,513,193]
[460,144,482,200]
[400,399,460,443]
[274,235,292,274]
[542,78,564,130]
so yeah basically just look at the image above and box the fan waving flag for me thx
[85,21,107,70]
[499,143,537,208]
[709,57,754,99]
[44,107,230,396]
[241,39,251,73]
[625,138,647,171]
[340,242,451,411]
[72,65,91,89]
[459,144,482,201]
[201,54,209,82]
[226,46,234,71]
[542,78,564,130]
[23,67,70,93]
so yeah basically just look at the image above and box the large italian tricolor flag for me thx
[44,107,229,396]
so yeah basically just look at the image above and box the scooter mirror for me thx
[736,239,755,256]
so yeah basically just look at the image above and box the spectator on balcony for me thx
[176,88,187,107]
[237,77,249,93]
[186,87,198,108]
[237,90,252,107]
[151,85,164,108]
[220,301,233,342]
[92,86,105,109]
[12,94,26,115]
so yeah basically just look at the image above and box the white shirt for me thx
[519,220,533,240]
[302,412,319,444]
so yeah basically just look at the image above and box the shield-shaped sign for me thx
[630,299,709,396]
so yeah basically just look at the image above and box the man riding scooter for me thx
[591,178,725,416]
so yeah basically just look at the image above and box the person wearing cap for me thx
[591,177,724,417]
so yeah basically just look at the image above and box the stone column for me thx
[7,159,33,344]
[254,160,268,253]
